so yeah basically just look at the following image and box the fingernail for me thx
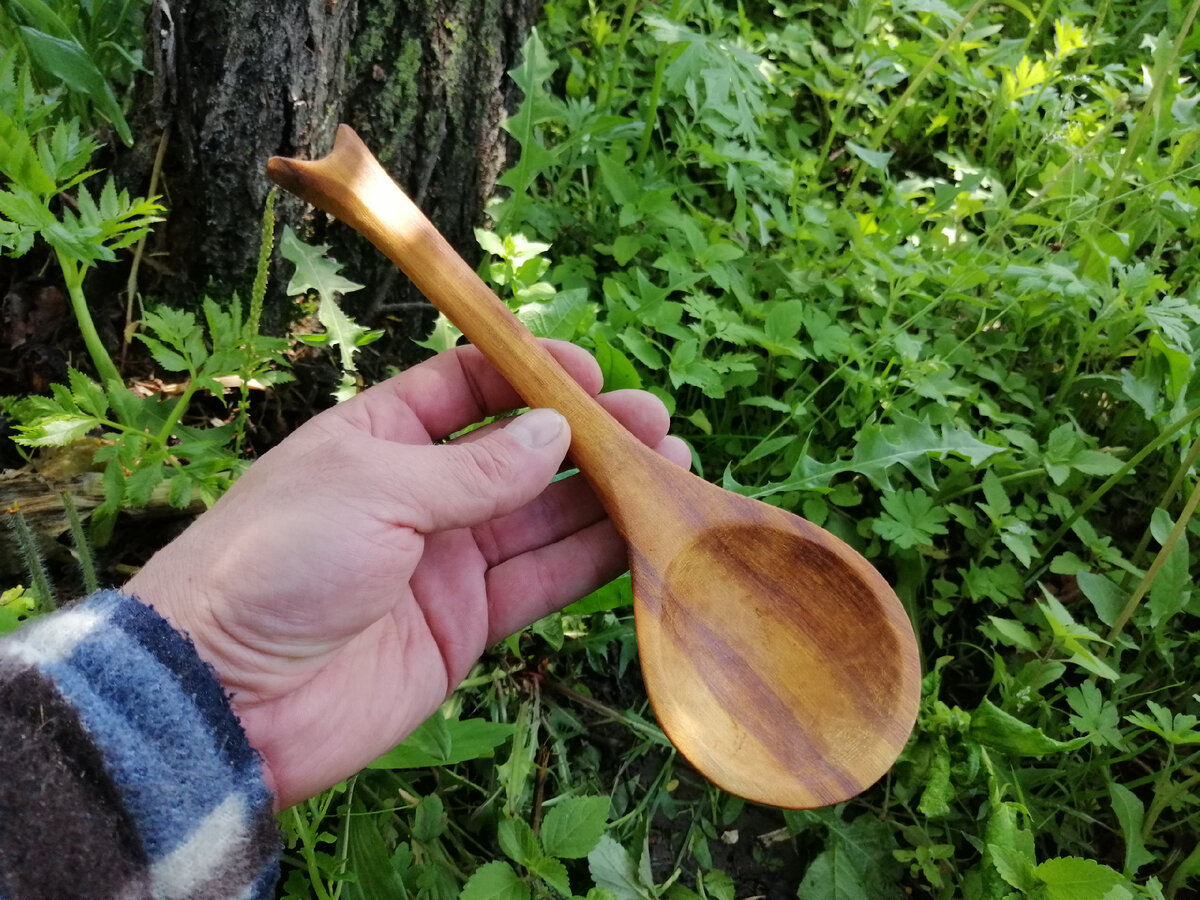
[506,408,566,448]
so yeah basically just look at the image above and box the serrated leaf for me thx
[796,840,873,900]
[368,715,515,769]
[104,379,152,427]
[766,414,1002,495]
[318,296,370,373]
[125,458,166,506]
[279,227,368,374]
[280,226,365,299]
[985,802,1036,892]
[516,287,590,340]
[135,334,191,373]
[66,369,108,418]
[495,28,561,221]
[166,474,193,509]
[528,857,571,896]
[588,836,653,900]
[411,794,445,842]
[970,698,1088,757]
[797,812,901,900]
[147,305,203,349]
[498,816,541,867]
[461,861,530,900]
[989,842,1037,893]
[872,487,950,549]
[343,797,407,900]
[42,119,97,186]
[1034,857,1130,900]
[14,414,99,446]
[0,115,57,196]
[541,796,609,859]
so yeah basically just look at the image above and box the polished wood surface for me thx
[268,126,921,808]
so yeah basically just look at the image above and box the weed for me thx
[288,1,1200,897]
[0,66,294,538]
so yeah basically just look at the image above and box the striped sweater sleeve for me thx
[0,590,279,899]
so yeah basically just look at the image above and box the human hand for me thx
[126,342,689,809]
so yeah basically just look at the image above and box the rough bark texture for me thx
[4,0,543,582]
[124,0,541,359]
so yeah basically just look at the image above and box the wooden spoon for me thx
[268,125,920,809]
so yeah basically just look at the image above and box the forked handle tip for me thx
[266,126,645,502]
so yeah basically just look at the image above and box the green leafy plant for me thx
[0,584,39,636]
[4,0,1175,895]
[2,177,293,539]
[0,48,161,388]
[280,226,384,400]
[1,510,53,615]
[5,291,293,538]
[288,1,1200,897]
[0,0,150,143]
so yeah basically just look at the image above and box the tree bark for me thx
[124,0,541,365]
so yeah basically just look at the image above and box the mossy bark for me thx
[122,0,541,366]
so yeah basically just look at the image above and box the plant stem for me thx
[935,468,1045,504]
[4,509,55,611]
[536,675,672,748]
[1129,436,1200,571]
[123,128,170,351]
[156,384,198,447]
[290,805,335,900]
[846,0,988,197]
[60,256,123,391]
[1166,839,1200,900]
[1030,403,1200,577]
[1077,0,1200,273]
[637,51,669,163]
[1048,310,1106,416]
[61,492,98,594]
[597,0,640,110]
[1143,767,1200,843]
[1102,471,1200,649]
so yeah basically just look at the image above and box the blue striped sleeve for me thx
[0,590,279,899]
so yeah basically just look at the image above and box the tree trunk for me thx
[123,0,541,366]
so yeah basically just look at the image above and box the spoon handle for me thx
[268,126,658,499]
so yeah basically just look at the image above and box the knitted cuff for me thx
[0,589,279,899]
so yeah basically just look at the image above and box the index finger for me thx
[333,340,604,443]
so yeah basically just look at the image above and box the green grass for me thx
[290,1,1200,897]
[3,0,1199,896]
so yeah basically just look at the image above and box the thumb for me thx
[400,408,571,533]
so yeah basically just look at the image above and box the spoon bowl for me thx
[268,125,921,808]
